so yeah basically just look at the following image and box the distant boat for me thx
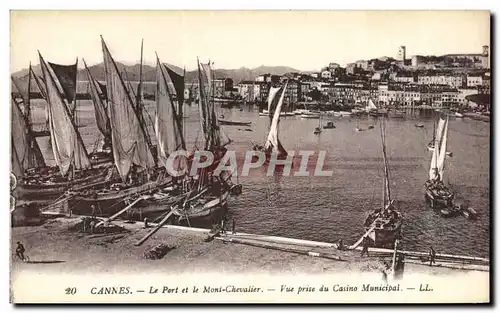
[415,123,424,128]
[323,121,335,129]
[455,112,464,118]
[218,119,252,126]
[314,113,322,134]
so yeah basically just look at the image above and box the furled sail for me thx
[156,59,187,173]
[39,53,90,176]
[11,96,46,176]
[84,59,111,143]
[265,82,288,153]
[101,37,155,181]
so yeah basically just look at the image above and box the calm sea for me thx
[29,99,491,257]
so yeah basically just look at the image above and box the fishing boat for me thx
[218,119,252,126]
[363,118,403,249]
[171,189,230,227]
[424,116,454,209]
[323,121,335,129]
[253,82,289,163]
[68,37,168,215]
[12,54,116,203]
[415,123,424,128]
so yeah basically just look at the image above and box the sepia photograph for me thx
[8,10,491,303]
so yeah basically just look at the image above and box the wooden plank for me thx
[219,237,346,262]
[348,224,376,250]
[95,196,145,228]
[134,210,174,246]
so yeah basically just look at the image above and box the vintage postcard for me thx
[9,10,490,303]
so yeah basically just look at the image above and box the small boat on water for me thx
[415,123,424,128]
[218,119,252,126]
[323,121,335,129]
[455,112,464,118]
[314,127,322,134]
[301,113,320,119]
[253,82,289,163]
[368,125,374,129]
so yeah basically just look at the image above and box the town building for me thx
[466,75,483,87]
[321,70,332,79]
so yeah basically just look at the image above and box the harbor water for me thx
[29,98,491,258]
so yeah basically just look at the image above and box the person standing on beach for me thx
[361,237,370,257]
[232,218,236,234]
[16,241,25,261]
[429,246,436,266]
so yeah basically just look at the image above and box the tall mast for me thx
[380,117,391,208]
[26,62,32,127]
[136,38,144,109]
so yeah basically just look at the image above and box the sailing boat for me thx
[424,116,455,209]
[253,82,289,163]
[314,111,322,134]
[13,53,112,203]
[68,37,170,216]
[83,59,114,166]
[427,118,453,157]
[170,59,238,226]
[362,117,403,249]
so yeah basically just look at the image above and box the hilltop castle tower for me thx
[397,46,406,61]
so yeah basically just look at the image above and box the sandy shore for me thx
[9,217,490,303]
[10,217,478,276]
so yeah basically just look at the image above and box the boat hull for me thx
[424,181,454,209]
[366,224,402,249]
[68,179,172,216]
[13,168,113,202]
[171,192,230,227]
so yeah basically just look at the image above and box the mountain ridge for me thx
[11,62,302,85]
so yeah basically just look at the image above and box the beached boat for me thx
[67,38,165,215]
[171,189,230,227]
[13,54,118,203]
[363,118,403,249]
[424,117,455,209]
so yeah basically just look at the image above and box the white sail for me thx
[366,99,377,110]
[265,82,288,152]
[436,117,449,180]
[429,117,446,180]
[267,86,282,113]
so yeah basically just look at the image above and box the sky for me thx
[10,10,490,73]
